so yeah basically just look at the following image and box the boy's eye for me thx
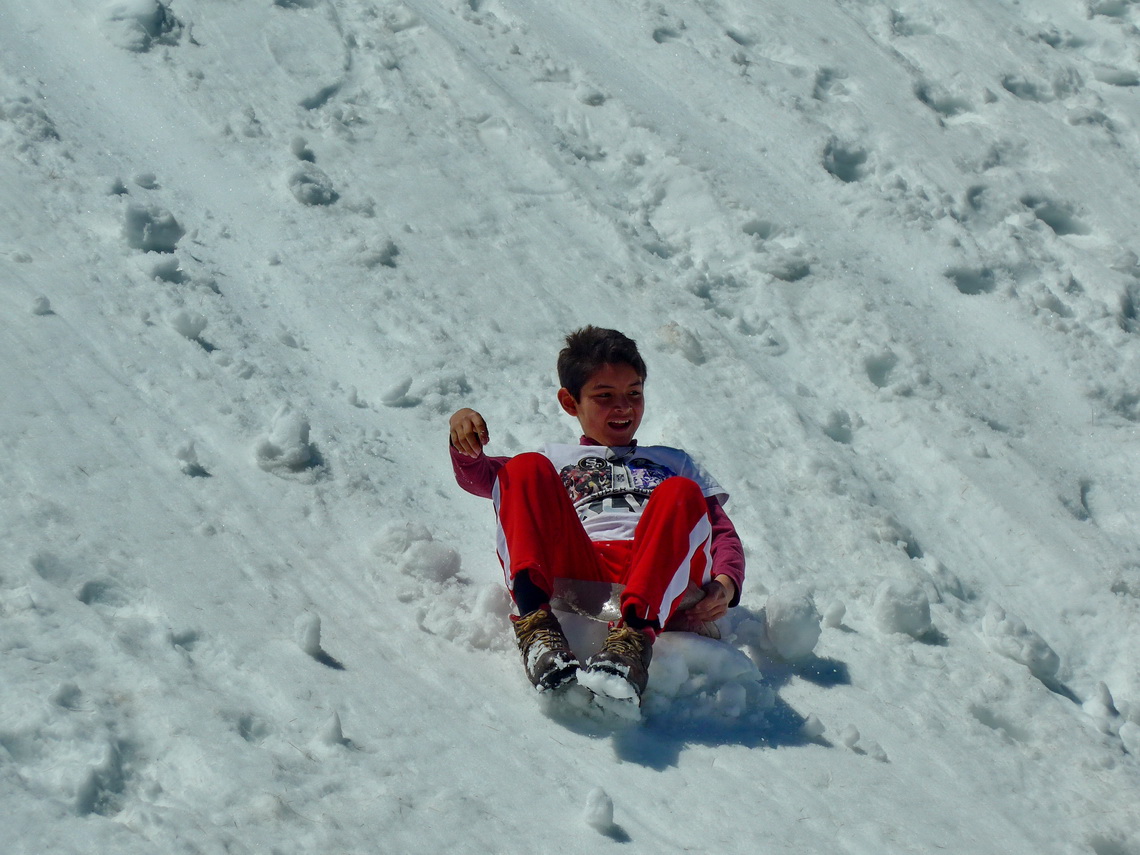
[589,388,641,402]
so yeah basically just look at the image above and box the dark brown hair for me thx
[557,326,647,399]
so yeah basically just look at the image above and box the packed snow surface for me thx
[3,0,1140,852]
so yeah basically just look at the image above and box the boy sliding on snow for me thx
[448,327,745,705]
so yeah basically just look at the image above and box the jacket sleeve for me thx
[450,444,510,498]
[707,497,745,607]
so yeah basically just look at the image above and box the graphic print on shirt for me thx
[559,455,677,521]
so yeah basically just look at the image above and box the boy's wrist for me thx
[714,574,737,603]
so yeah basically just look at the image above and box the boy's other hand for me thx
[688,575,736,622]
[449,408,490,458]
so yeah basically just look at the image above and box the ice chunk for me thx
[317,711,348,747]
[822,600,846,628]
[168,310,207,341]
[583,787,614,832]
[873,579,932,638]
[294,613,322,656]
[802,713,826,739]
[764,586,822,660]
[255,405,316,473]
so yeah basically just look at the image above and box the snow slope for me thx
[2,0,1139,852]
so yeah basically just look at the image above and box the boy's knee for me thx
[653,476,703,501]
[503,452,556,474]
[645,476,708,516]
[498,452,560,487]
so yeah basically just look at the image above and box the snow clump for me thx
[761,585,822,660]
[801,713,826,739]
[583,787,615,832]
[294,612,323,657]
[316,711,349,748]
[370,523,509,650]
[645,632,773,723]
[254,405,318,474]
[872,578,933,638]
[168,309,207,341]
[416,582,510,651]
[822,600,846,628]
[372,522,461,583]
[982,604,1060,680]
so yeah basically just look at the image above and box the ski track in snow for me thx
[2,0,1140,853]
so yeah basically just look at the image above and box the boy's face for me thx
[558,362,645,446]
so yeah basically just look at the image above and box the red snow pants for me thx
[492,452,713,625]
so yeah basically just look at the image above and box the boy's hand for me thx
[449,408,490,458]
[688,575,736,622]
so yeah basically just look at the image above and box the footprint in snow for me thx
[176,442,211,478]
[1088,0,1134,19]
[946,265,998,296]
[813,68,852,103]
[982,604,1060,682]
[1020,195,1091,237]
[76,739,131,817]
[76,577,133,609]
[287,163,339,206]
[123,202,185,253]
[264,0,350,110]
[101,0,183,53]
[890,10,938,37]
[914,79,974,120]
[822,138,870,184]
[1000,68,1084,104]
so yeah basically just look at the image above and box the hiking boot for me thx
[582,623,654,701]
[511,606,579,692]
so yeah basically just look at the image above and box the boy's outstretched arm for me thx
[449,407,490,458]
[448,408,509,498]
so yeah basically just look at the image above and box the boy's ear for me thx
[557,387,579,416]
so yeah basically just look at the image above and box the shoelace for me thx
[517,613,567,651]
[600,626,648,659]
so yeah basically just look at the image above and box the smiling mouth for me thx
[609,420,633,430]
